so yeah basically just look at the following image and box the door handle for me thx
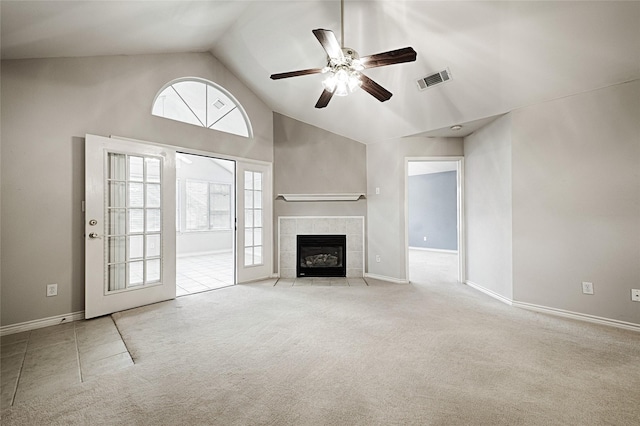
[88,233,101,239]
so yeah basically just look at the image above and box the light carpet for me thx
[1,278,639,425]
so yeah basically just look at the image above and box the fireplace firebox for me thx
[296,235,346,277]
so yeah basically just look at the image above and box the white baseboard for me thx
[177,249,232,258]
[1,311,85,336]
[364,273,409,284]
[464,280,640,332]
[409,247,458,254]
[464,280,513,306]
[512,301,640,332]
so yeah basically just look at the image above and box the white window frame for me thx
[151,77,253,138]
[183,179,232,233]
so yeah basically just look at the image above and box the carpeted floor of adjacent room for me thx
[1,271,639,425]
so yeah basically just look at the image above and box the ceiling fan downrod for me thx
[340,0,345,48]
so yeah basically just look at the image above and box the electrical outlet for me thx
[375,255,381,263]
[632,289,640,302]
[375,187,380,195]
[423,236,427,241]
[46,284,58,297]
[582,281,594,295]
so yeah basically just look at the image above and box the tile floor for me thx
[176,252,235,296]
[1,252,233,410]
[274,277,368,286]
[0,317,133,410]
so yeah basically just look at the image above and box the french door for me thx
[85,134,273,318]
[85,134,176,319]
[236,161,273,283]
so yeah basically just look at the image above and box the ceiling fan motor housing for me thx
[326,47,363,70]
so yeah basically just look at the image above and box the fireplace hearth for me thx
[297,235,346,277]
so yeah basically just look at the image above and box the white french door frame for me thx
[111,135,274,285]
[235,161,273,283]
[404,156,465,283]
[85,134,177,319]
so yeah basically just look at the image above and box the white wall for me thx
[1,52,273,326]
[366,137,464,281]
[464,115,513,299]
[512,80,640,324]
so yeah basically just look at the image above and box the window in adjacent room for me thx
[185,180,231,231]
[152,78,252,138]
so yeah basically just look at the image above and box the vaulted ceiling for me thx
[2,1,639,144]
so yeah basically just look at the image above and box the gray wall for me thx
[1,52,274,326]
[464,115,514,299]
[512,80,639,324]
[408,171,458,250]
[465,80,640,325]
[273,113,367,272]
[367,137,464,281]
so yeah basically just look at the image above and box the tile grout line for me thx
[10,331,31,407]
[74,323,84,383]
[110,315,136,364]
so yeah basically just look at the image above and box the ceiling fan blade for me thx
[359,74,392,102]
[312,29,343,59]
[360,47,417,69]
[315,89,335,108]
[270,68,323,80]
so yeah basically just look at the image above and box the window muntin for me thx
[244,171,263,266]
[185,180,231,232]
[152,78,252,138]
[106,153,163,292]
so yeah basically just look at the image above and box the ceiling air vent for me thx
[417,68,452,91]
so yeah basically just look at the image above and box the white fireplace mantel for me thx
[277,193,365,202]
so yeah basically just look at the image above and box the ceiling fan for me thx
[270,1,417,108]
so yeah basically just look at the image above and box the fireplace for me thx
[278,216,364,279]
[296,235,346,277]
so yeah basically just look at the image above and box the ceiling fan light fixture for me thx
[351,59,364,71]
[322,68,361,96]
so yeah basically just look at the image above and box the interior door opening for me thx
[406,159,464,285]
[175,153,236,296]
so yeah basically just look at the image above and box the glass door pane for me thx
[235,160,271,284]
[243,170,263,267]
[106,152,163,292]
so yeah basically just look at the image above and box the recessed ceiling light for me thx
[450,125,463,131]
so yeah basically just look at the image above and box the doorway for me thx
[175,153,236,295]
[405,157,464,284]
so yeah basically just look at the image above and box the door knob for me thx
[88,233,100,239]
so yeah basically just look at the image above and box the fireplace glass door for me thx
[296,235,346,277]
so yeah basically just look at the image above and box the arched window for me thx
[152,77,253,138]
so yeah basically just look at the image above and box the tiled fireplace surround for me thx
[278,216,365,279]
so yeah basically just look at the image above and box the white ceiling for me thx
[2,1,639,144]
